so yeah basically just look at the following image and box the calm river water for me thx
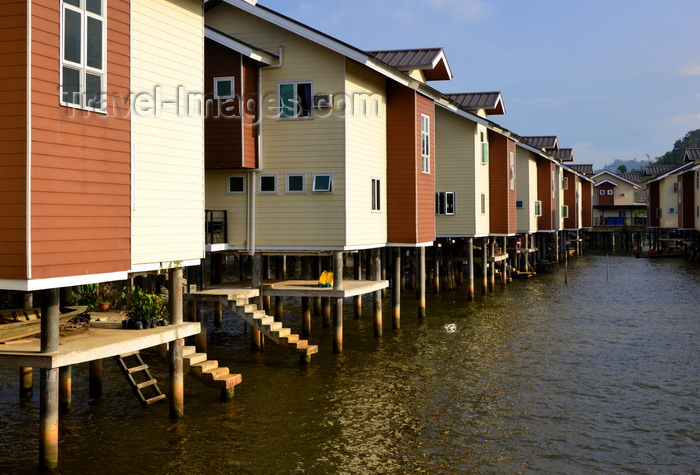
[1,254,699,474]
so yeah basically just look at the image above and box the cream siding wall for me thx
[553,166,565,230]
[131,0,205,267]
[659,176,679,228]
[434,108,489,236]
[205,171,248,247]
[344,60,387,247]
[515,148,537,233]
[207,7,347,250]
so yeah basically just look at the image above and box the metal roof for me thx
[445,92,505,115]
[644,164,683,176]
[549,148,574,162]
[368,48,453,81]
[684,148,700,162]
[522,136,559,151]
[618,172,641,182]
[568,164,594,175]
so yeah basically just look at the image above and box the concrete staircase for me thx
[229,296,318,363]
[183,345,242,401]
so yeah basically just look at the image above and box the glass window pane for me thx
[260,176,276,193]
[314,174,331,192]
[297,83,311,117]
[64,0,80,7]
[62,67,80,105]
[216,79,233,98]
[85,73,102,108]
[288,175,304,192]
[228,176,244,193]
[64,9,81,64]
[87,17,103,69]
[279,84,295,118]
[86,0,102,15]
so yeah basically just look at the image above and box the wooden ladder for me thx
[114,351,166,407]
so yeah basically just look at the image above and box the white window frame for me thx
[435,191,455,215]
[480,141,489,165]
[312,172,333,193]
[509,151,515,190]
[534,200,542,217]
[371,178,381,211]
[516,200,524,209]
[286,173,306,194]
[607,189,614,195]
[278,80,314,119]
[480,193,486,215]
[421,114,430,174]
[214,77,235,100]
[258,174,278,194]
[561,205,569,219]
[599,189,606,196]
[562,176,569,191]
[227,175,246,194]
[60,0,106,111]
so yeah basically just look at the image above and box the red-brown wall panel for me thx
[29,0,131,280]
[537,158,554,230]
[0,1,28,280]
[415,93,435,243]
[387,83,418,243]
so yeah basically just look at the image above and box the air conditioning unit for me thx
[313,94,333,109]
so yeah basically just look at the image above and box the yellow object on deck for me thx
[318,271,334,288]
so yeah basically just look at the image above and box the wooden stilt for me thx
[393,247,401,329]
[488,239,496,292]
[89,360,102,399]
[195,305,207,353]
[40,288,60,471]
[251,253,262,351]
[481,239,488,294]
[214,303,223,330]
[333,251,344,352]
[322,297,331,328]
[302,297,311,338]
[353,252,362,319]
[467,238,475,301]
[372,248,382,337]
[168,267,185,419]
[20,366,33,399]
[433,243,440,294]
[59,366,71,414]
[501,236,508,287]
[418,247,426,319]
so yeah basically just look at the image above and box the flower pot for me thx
[98,302,111,312]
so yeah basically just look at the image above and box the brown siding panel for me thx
[581,180,592,228]
[29,0,131,280]
[415,94,435,243]
[537,159,554,230]
[387,83,418,243]
[564,172,577,229]
[205,39,255,169]
[0,1,28,280]
[242,56,259,169]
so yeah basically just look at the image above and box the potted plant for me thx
[125,287,168,329]
[72,283,125,313]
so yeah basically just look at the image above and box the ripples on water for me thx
[1,254,699,474]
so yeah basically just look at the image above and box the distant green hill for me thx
[600,128,700,173]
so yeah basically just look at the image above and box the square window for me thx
[227,175,245,194]
[516,200,524,209]
[312,173,333,192]
[279,81,312,119]
[259,174,277,194]
[214,77,235,99]
[607,189,613,195]
[286,173,305,193]
[600,189,606,195]
[435,192,455,215]
[372,178,381,211]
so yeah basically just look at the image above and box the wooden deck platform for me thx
[0,321,200,369]
[185,280,389,301]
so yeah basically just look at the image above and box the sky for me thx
[256,0,700,170]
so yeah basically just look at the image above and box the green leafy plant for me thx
[72,283,125,312]
[126,287,168,328]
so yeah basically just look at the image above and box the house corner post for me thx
[418,247,426,319]
[333,251,344,353]
[392,247,401,329]
[39,288,60,471]
[372,248,382,337]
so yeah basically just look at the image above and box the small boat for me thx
[0,306,89,343]
[633,249,684,259]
